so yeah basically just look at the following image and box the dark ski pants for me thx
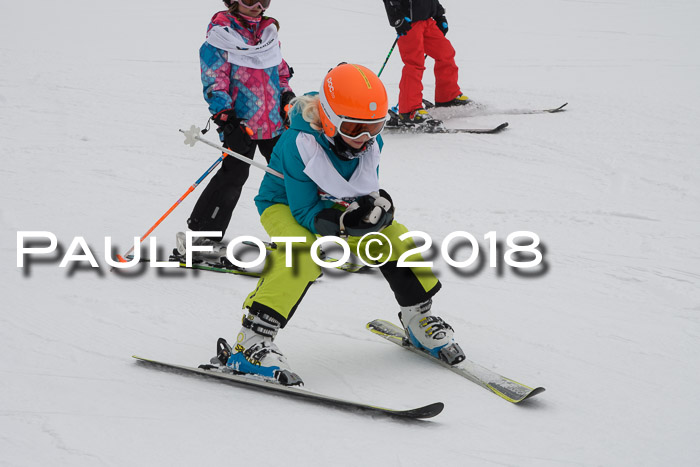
[397,18,461,113]
[187,136,280,239]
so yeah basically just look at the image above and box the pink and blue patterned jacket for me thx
[200,12,293,141]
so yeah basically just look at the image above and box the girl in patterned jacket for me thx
[181,0,295,256]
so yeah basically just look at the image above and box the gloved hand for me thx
[314,191,394,237]
[367,189,395,224]
[213,109,253,155]
[434,14,448,35]
[342,194,377,229]
[394,17,412,36]
[280,91,296,128]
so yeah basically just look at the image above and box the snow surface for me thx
[2,0,699,465]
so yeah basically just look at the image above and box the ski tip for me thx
[365,320,381,334]
[407,401,444,419]
[384,401,444,419]
[425,401,445,417]
[489,383,546,404]
[548,102,568,113]
[519,386,546,402]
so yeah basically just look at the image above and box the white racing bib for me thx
[206,24,283,69]
[295,133,380,199]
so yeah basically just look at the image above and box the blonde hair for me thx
[290,95,323,132]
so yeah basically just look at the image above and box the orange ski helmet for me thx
[318,64,389,139]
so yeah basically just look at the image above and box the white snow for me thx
[2,0,699,465]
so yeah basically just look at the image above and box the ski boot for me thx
[214,307,303,386]
[399,299,465,365]
[398,108,442,127]
[175,231,227,262]
[434,94,471,108]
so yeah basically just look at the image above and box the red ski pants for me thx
[397,18,461,114]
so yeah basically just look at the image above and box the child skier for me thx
[180,0,295,259]
[382,0,470,125]
[211,63,465,385]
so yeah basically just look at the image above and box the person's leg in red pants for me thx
[397,21,428,114]
[423,19,461,104]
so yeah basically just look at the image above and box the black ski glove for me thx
[314,192,394,237]
[213,109,253,155]
[394,17,412,36]
[434,14,448,35]
[280,91,296,127]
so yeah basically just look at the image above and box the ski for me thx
[473,102,568,115]
[133,356,444,419]
[511,102,567,114]
[424,99,568,115]
[172,255,262,277]
[385,108,508,134]
[126,245,369,277]
[125,252,262,277]
[384,122,509,135]
[367,319,545,404]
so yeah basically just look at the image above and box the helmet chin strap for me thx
[330,135,375,161]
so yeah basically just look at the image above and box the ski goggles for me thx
[337,117,387,140]
[234,0,271,9]
[319,88,388,140]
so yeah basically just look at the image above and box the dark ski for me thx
[385,108,508,134]
[126,246,369,276]
[384,121,509,135]
[126,252,262,277]
[367,320,545,404]
[133,356,444,419]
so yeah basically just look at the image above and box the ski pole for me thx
[377,35,399,78]
[112,126,264,265]
[114,125,360,266]
[180,125,283,179]
[182,126,353,206]
[186,126,369,212]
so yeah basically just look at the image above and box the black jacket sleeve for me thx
[435,2,446,18]
[383,0,411,28]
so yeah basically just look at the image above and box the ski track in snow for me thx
[2,0,700,466]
